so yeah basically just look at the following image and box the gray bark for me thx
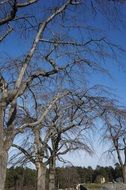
[0,102,15,190]
[0,151,8,190]
[0,102,7,190]
[123,165,126,183]
[49,168,56,190]
[49,157,56,190]
[36,163,46,190]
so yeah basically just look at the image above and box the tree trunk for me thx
[0,151,8,190]
[123,165,126,183]
[0,103,8,190]
[49,168,56,190]
[36,163,46,190]
[49,157,56,190]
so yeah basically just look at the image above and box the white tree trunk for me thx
[36,163,46,190]
[0,151,8,190]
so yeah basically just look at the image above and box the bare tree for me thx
[11,89,93,190]
[45,92,95,190]
[10,86,111,190]
[46,89,117,190]
[102,106,126,183]
[0,1,82,189]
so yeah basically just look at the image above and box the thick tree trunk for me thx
[36,163,46,190]
[123,165,126,183]
[49,157,56,190]
[49,167,56,190]
[0,151,8,190]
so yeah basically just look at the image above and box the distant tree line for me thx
[56,164,123,189]
[5,164,122,189]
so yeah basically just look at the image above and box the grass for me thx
[83,183,103,189]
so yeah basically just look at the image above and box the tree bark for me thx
[0,102,7,190]
[49,167,56,190]
[36,163,46,190]
[0,151,8,190]
[49,157,56,190]
[123,165,126,183]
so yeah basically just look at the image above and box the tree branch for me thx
[14,0,72,96]
[12,144,35,164]
[15,91,69,132]
[0,25,13,42]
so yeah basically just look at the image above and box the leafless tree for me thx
[10,86,112,190]
[101,106,126,183]
[10,89,92,190]
[44,91,95,190]
[0,1,84,189]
